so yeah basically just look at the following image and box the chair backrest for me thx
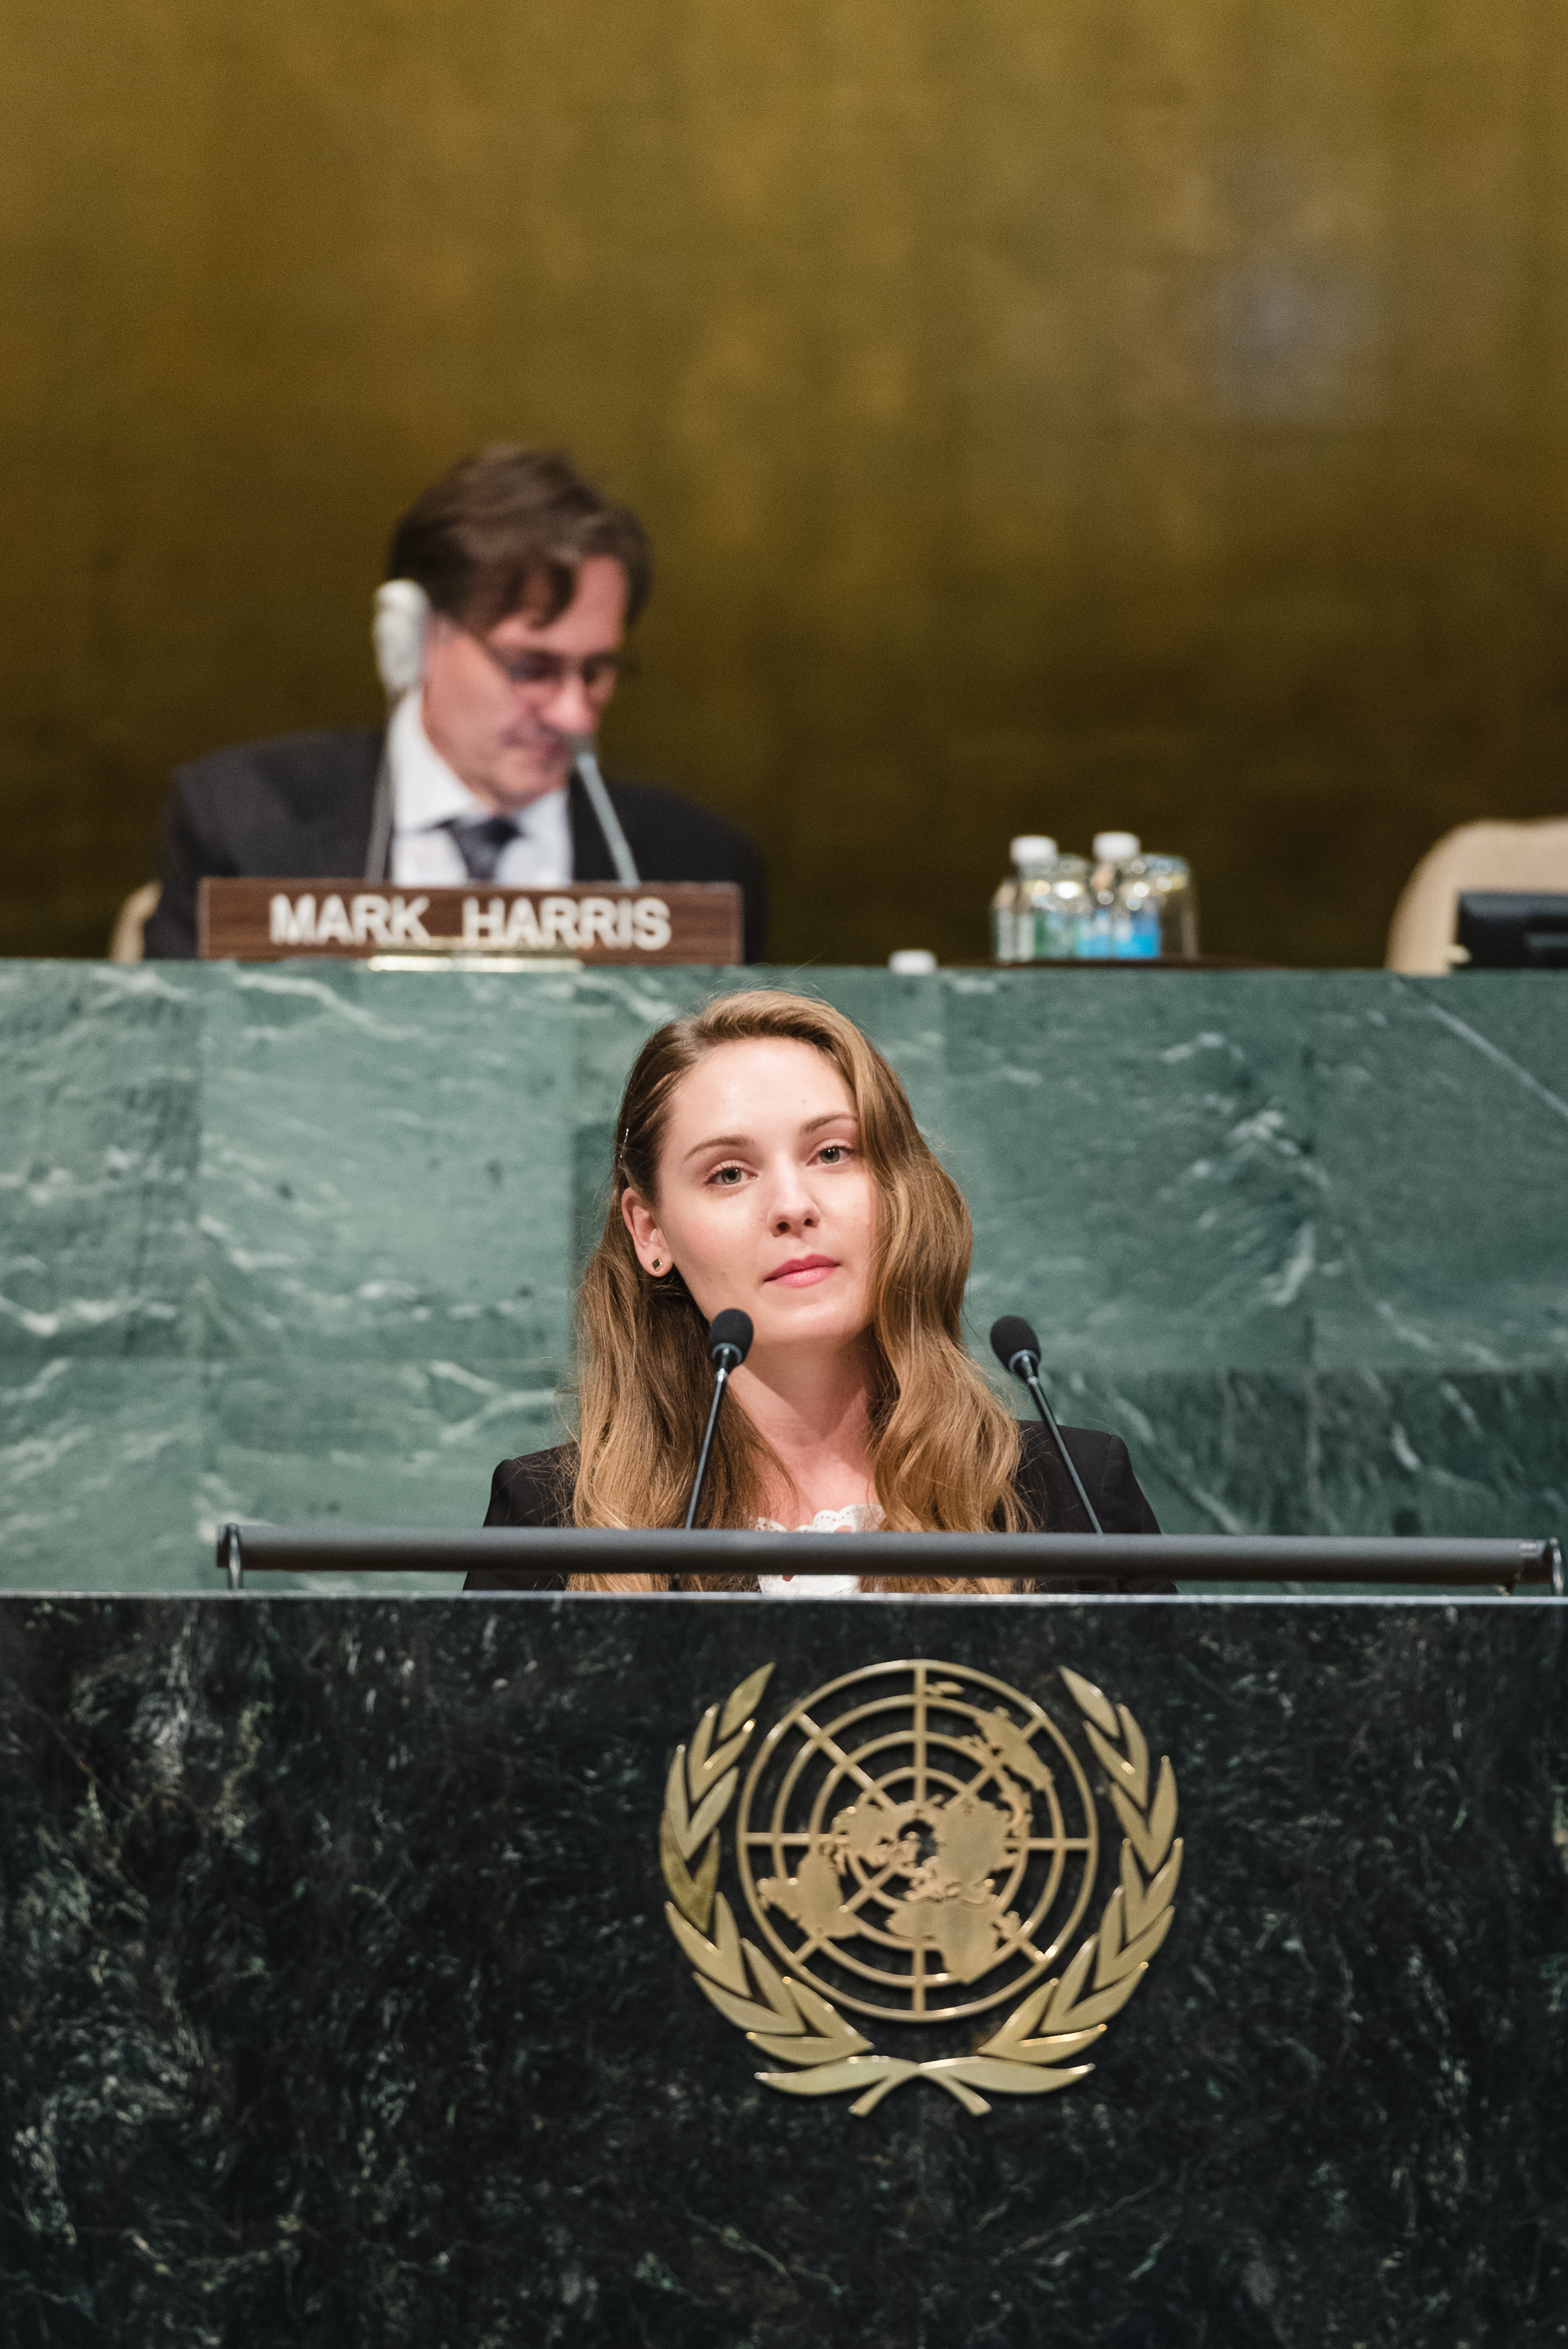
[107,883,161,964]
[1386,819,1568,973]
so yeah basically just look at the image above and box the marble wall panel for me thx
[197,965,574,1365]
[1042,1366,1568,1595]
[0,1359,204,1587]
[1,965,1564,1589]
[204,1360,562,1594]
[1047,1367,1568,1546]
[0,962,202,1360]
[1308,1367,1568,1545]
[924,973,1324,1370]
[1308,974,1568,1370]
[1041,1368,1315,1539]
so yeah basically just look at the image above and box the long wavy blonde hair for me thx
[559,989,1027,1592]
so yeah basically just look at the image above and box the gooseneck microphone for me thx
[571,738,640,887]
[989,1315,1104,1535]
[684,1310,755,1531]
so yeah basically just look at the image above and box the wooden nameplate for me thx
[198,879,743,964]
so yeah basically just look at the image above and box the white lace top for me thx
[754,1503,880,1598]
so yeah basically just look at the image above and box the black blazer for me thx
[142,726,769,961]
[463,1421,1165,1594]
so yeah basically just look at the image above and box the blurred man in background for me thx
[143,446,766,958]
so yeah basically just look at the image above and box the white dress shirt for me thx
[388,689,574,888]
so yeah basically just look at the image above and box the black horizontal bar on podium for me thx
[217,1524,1564,1590]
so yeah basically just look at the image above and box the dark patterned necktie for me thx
[443,815,519,880]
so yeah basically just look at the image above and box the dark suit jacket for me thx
[463,1421,1165,1594]
[143,726,768,961]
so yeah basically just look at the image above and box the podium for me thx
[1,1576,1563,2343]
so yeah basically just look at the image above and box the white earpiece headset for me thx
[372,579,430,698]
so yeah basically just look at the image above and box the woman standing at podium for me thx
[467,988,1159,1593]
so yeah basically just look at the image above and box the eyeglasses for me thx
[468,631,633,701]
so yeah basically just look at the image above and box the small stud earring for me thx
[651,1257,662,1272]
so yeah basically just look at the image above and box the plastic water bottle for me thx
[995,837,1093,961]
[1139,854,1199,958]
[1081,833,1197,959]
[989,864,1019,962]
[991,837,1052,962]
[1026,848,1091,959]
[1081,833,1156,958]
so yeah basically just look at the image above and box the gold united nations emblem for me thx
[659,1657,1181,2117]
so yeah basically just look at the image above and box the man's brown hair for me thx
[385,444,653,630]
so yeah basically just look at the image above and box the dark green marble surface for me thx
[1,962,1565,1588]
[0,1592,1563,2346]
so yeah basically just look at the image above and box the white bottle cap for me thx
[888,949,938,975]
[1010,835,1057,866]
[1092,831,1140,860]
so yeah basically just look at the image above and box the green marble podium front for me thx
[1,961,1565,1593]
[1,1589,1562,2345]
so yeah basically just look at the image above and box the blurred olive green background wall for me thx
[5,0,1568,968]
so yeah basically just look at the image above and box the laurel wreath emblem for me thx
[660,1661,1181,2116]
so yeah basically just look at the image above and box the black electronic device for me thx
[1455,892,1568,970]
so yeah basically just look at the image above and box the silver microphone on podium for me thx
[684,1310,754,1530]
[571,736,640,886]
[989,1315,1104,1535]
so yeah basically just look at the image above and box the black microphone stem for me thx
[683,1312,752,1534]
[685,1366,732,1532]
[1018,1362,1103,1535]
